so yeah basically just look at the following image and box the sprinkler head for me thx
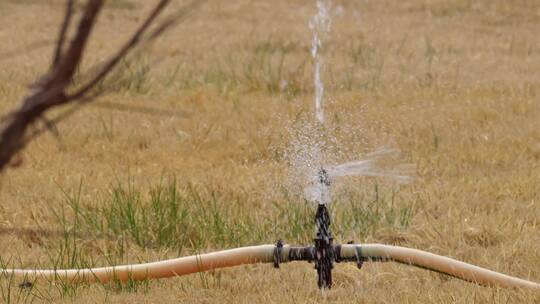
[317,167,332,187]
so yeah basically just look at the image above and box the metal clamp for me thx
[273,239,284,268]
[354,246,364,269]
[334,244,342,263]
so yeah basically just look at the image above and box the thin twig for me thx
[145,0,206,43]
[69,0,170,100]
[45,0,104,93]
[53,0,75,68]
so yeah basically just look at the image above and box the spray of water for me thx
[278,1,412,206]
[310,0,331,124]
[327,147,413,183]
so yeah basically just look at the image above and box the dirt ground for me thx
[0,0,539,303]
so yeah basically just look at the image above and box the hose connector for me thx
[273,239,284,268]
[314,203,333,289]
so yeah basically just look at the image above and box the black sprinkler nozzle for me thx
[317,167,331,187]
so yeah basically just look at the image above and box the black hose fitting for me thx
[314,203,334,289]
[274,168,357,289]
[274,241,367,287]
[273,239,284,268]
[288,246,314,262]
[354,246,364,269]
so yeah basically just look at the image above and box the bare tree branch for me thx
[0,0,205,173]
[32,0,201,133]
[53,0,75,68]
[0,0,104,172]
[0,0,187,173]
[67,0,205,103]
[43,0,103,93]
[68,0,170,100]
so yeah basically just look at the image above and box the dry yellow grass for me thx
[0,0,539,303]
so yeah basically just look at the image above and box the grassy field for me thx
[0,0,539,302]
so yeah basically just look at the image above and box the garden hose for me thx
[1,243,539,290]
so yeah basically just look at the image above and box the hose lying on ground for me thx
[1,243,539,289]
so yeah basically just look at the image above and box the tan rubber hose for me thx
[1,245,275,283]
[339,244,540,289]
[1,243,539,289]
